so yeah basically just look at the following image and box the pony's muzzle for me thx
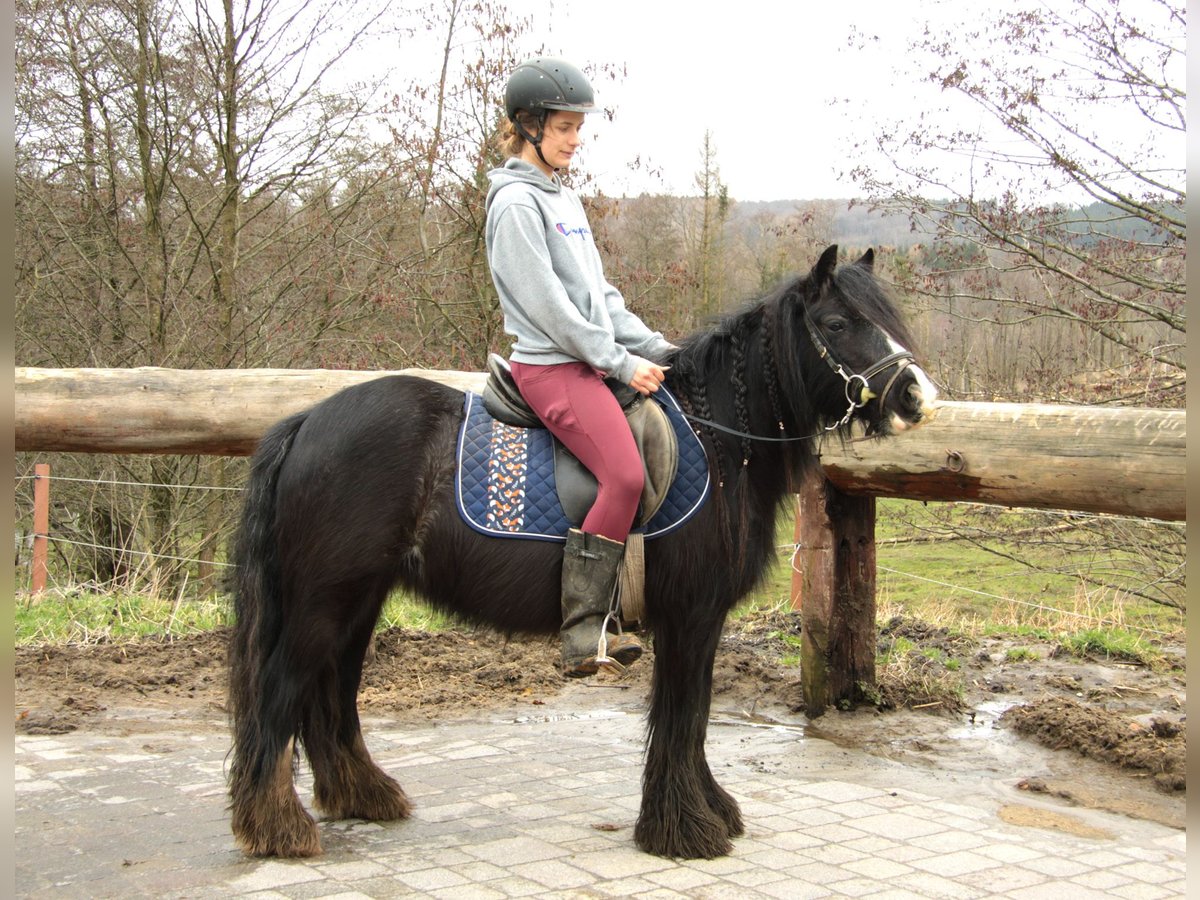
[905,383,934,417]
[888,375,939,433]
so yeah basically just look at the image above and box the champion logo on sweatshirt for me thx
[555,222,591,239]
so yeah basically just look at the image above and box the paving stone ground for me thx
[15,689,1186,899]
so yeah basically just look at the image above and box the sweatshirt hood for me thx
[486,158,560,212]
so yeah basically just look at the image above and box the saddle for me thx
[481,354,678,529]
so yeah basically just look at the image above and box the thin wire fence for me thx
[14,468,244,594]
[45,535,237,569]
[874,564,1176,639]
[15,473,1182,639]
[14,473,245,492]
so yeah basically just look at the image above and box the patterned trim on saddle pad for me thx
[454,386,710,542]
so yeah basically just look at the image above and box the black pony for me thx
[227,245,938,860]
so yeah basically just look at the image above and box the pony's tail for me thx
[227,412,307,779]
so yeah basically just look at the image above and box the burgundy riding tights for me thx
[509,360,643,543]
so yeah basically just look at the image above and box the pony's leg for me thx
[682,627,743,836]
[634,608,741,858]
[306,586,412,823]
[228,639,323,858]
[229,740,319,858]
[694,652,744,838]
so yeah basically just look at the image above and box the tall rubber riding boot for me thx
[560,528,643,677]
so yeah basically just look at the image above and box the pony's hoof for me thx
[232,811,323,858]
[313,766,413,823]
[634,808,734,860]
[317,784,413,823]
[706,784,744,837]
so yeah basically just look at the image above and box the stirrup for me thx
[593,610,641,674]
[593,627,625,675]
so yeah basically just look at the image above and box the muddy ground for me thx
[14,612,1186,831]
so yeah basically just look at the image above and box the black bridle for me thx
[801,306,916,432]
[676,308,916,444]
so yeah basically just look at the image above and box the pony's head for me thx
[781,245,938,436]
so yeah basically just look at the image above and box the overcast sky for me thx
[341,0,1183,204]
[519,0,1184,202]
[528,0,948,200]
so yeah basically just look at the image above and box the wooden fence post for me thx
[794,472,877,718]
[31,462,50,594]
[791,480,830,614]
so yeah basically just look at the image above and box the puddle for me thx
[802,720,860,751]
[709,710,807,736]
[503,709,627,726]
[946,699,1019,741]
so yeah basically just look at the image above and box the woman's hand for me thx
[629,360,669,396]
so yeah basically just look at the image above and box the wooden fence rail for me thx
[16,367,1186,521]
[15,366,1186,715]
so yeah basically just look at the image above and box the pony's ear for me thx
[812,244,839,289]
[856,248,875,271]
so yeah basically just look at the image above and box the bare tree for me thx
[15,0,397,594]
[846,0,1184,405]
[839,0,1185,614]
[595,193,692,332]
[733,201,837,294]
[367,0,537,368]
[692,131,730,316]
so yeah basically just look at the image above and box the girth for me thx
[481,354,678,529]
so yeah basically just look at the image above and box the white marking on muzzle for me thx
[885,336,939,431]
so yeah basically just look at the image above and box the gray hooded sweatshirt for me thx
[485,158,673,386]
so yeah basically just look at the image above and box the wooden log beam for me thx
[16,369,1185,520]
[817,401,1184,521]
[15,367,486,457]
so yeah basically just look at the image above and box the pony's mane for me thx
[674,257,914,373]
[665,256,914,497]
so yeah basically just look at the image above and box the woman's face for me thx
[526,111,585,173]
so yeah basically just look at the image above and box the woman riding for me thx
[485,57,676,677]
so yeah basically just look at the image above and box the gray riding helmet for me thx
[504,57,597,122]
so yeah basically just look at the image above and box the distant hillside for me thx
[731,199,1177,250]
[733,199,919,249]
[605,193,1177,260]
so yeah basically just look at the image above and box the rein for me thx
[675,308,915,445]
[678,409,814,443]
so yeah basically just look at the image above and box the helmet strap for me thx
[514,112,558,172]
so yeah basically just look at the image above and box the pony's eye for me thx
[825,318,848,333]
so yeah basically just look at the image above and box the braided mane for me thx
[661,254,913,560]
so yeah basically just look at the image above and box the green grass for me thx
[750,500,1180,639]
[770,631,804,650]
[727,500,1181,681]
[874,505,1076,616]
[376,591,460,633]
[872,500,1180,639]
[1004,647,1039,662]
[981,622,1056,642]
[1056,628,1157,666]
[16,589,231,644]
[14,500,1183,654]
[871,638,966,712]
[880,635,917,657]
[13,587,457,646]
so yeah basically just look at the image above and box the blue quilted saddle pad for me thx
[454,386,710,542]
